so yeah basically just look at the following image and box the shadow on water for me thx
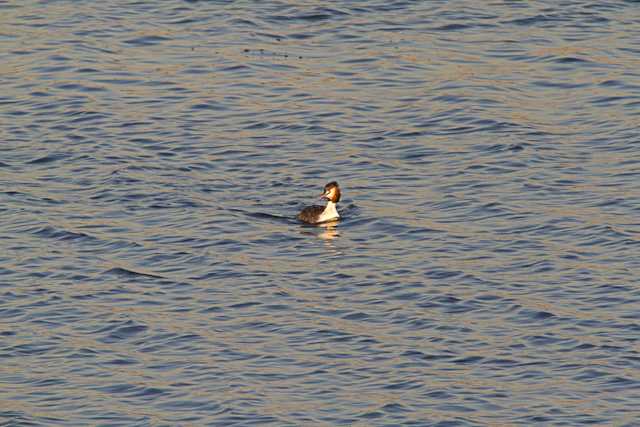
[228,207,298,225]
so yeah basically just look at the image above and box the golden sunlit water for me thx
[2,1,639,425]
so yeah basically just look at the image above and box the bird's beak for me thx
[319,191,329,200]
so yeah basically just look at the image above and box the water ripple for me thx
[1,0,639,425]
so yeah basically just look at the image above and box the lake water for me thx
[2,1,640,425]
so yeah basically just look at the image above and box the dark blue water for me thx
[2,1,640,425]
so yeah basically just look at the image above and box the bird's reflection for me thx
[317,221,339,240]
[299,220,340,248]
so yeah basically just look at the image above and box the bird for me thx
[297,181,341,224]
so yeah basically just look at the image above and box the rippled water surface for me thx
[2,1,640,425]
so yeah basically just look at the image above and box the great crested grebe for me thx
[297,181,341,224]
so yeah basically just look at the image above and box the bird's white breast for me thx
[317,201,339,223]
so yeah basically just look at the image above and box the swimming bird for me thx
[297,181,341,224]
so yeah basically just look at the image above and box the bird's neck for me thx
[319,201,339,222]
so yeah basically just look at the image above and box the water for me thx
[2,1,640,425]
